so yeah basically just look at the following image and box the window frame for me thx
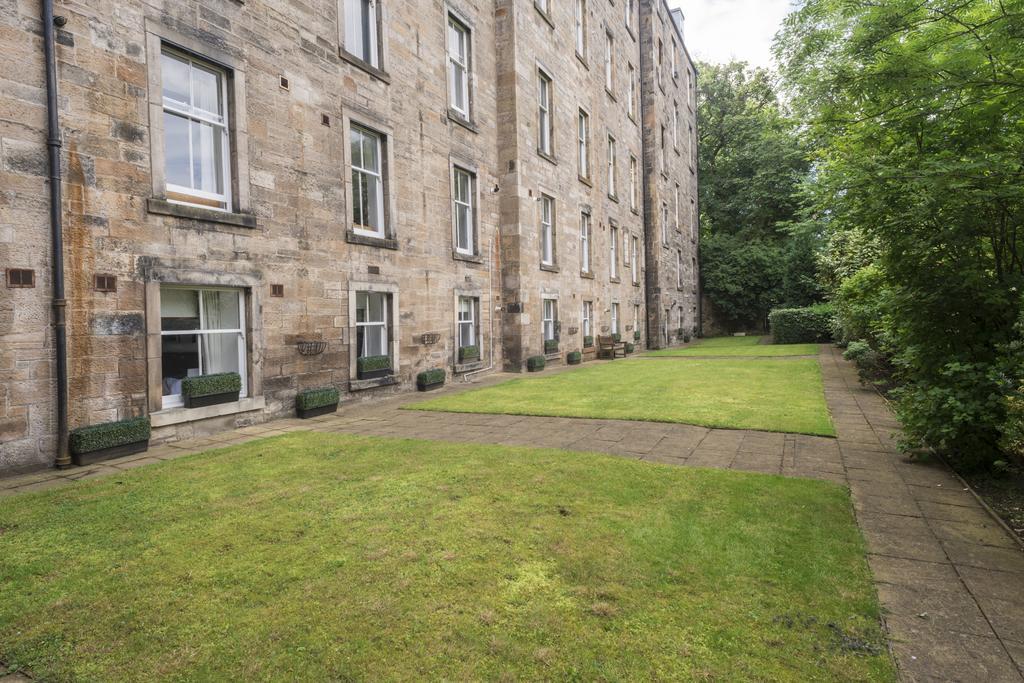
[574,0,587,60]
[158,285,248,410]
[661,202,669,246]
[627,63,637,120]
[610,224,619,280]
[451,164,477,256]
[607,134,617,199]
[677,250,684,289]
[540,193,556,267]
[446,14,472,120]
[349,123,388,239]
[542,298,559,343]
[611,302,620,335]
[582,301,593,339]
[340,0,384,72]
[629,155,638,211]
[631,234,639,284]
[604,30,614,94]
[580,209,592,275]
[457,295,479,349]
[537,68,554,157]
[577,108,590,180]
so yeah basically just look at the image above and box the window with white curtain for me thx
[453,166,475,254]
[161,48,231,211]
[540,194,555,265]
[458,296,478,348]
[577,109,589,179]
[610,225,619,279]
[356,291,389,358]
[580,210,591,274]
[538,70,553,155]
[543,299,558,342]
[582,301,593,339]
[631,235,639,284]
[627,63,637,119]
[629,155,638,211]
[611,302,620,334]
[607,135,617,197]
[160,287,246,409]
[604,31,614,92]
[343,0,380,67]
[662,202,669,246]
[447,16,471,118]
[574,0,586,58]
[350,124,386,237]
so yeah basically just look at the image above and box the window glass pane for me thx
[164,112,191,187]
[201,290,240,329]
[367,292,385,323]
[350,128,364,169]
[161,51,190,105]
[201,332,241,375]
[161,333,198,396]
[363,173,382,229]
[361,130,379,172]
[359,325,386,357]
[191,63,223,119]
[191,119,224,194]
[356,291,368,323]
[161,289,199,331]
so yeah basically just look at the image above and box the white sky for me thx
[669,0,796,69]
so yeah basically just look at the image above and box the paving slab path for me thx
[2,346,1022,681]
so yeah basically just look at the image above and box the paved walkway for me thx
[2,347,1022,681]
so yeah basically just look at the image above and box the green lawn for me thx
[650,336,820,357]
[410,358,835,436]
[0,434,893,681]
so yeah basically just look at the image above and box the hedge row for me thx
[769,304,835,344]
[583,335,594,348]
[296,387,339,411]
[527,355,546,371]
[69,416,150,455]
[567,351,582,364]
[544,339,559,353]
[417,368,446,386]
[181,372,241,398]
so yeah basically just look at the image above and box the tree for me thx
[696,61,821,329]
[778,0,1024,468]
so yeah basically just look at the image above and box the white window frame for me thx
[342,0,381,68]
[458,296,478,349]
[159,286,247,410]
[161,48,232,212]
[574,0,587,58]
[604,31,614,92]
[631,234,639,284]
[671,39,678,79]
[675,184,681,231]
[580,210,592,274]
[627,63,637,119]
[660,125,666,174]
[356,290,390,358]
[611,302,620,335]
[629,155,638,211]
[610,225,619,279]
[582,301,593,339]
[447,15,471,119]
[350,124,386,238]
[662,202,669,246]
[677,250,684,288]
[452,165,476,255]
[634,303,641,336]
[538,69,553,156]
[577,109,590,179]
[607,135,617,198]
[690,199,697,240]
[540,194,555,266]
[673,102,679,149]
[625,0,635,32]
[543,298,558,342]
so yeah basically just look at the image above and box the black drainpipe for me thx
[42,0,71,469]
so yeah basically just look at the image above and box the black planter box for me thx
[72,439,149,467]
[184,390,240,408]
[297,403,338,419]
[417,380,444,392]
[358,367,392,380]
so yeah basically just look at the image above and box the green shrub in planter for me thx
[634,331,641,341]
[527,355,546,372]
[181,372,241,408]
[416,368,446,391]
[683,334,692,343]
[544,339,559,354]
[612,333,621,342]
[624,342,635,354]
[566,351,582,365]
[583,335,594,348]
[769,304,835,344]
[69,416,150,466]
[458,345,479,362]
[296,387,339,418]
[357,354,392,379]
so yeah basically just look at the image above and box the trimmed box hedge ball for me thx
[69,416,151,455]
[625,342,635,353]
[634,331,641,341]
[567,351,582,365]
[181,372,242,398]
[527,355,546,372]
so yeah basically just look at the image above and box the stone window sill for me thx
[455,360,485,373]
[537,149,557,165]
[544,351,561,361]
[350,375,398,392]
[608,193,619,203]
[534,4,555,29]
[540,263,559,273]
[347,231,399,250]
[453,250,484,264]
[578,175,592,188]
[605,88,617,102]
[610,277,621,284]
[447,110,478,133]
[151,395,266,428]
[338,49,391,83]
[579,270,595,280]
[147,198,256,229]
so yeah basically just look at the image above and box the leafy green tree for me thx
[778,0,1024,468]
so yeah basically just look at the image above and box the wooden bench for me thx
[597,335,626,359]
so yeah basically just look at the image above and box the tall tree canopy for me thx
[778,0,1024,467]
[697,61,821,331]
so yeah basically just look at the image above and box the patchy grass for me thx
[650,336,820,357]
[0,434,892,680]
[410,359,835,436]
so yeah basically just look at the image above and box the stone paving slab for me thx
[2,348,1023,682]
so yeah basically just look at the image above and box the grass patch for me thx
[410,359,835,436]
[0,434,892,680]
[650,336,820,357]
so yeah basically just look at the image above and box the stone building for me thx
[0,0,698,474]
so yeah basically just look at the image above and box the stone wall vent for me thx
[270,284,284,297]
[279,75,290,90]
[367,265,380,275]
[321,114,330,126]
[93,274,117,292]
[6,268,34,288]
